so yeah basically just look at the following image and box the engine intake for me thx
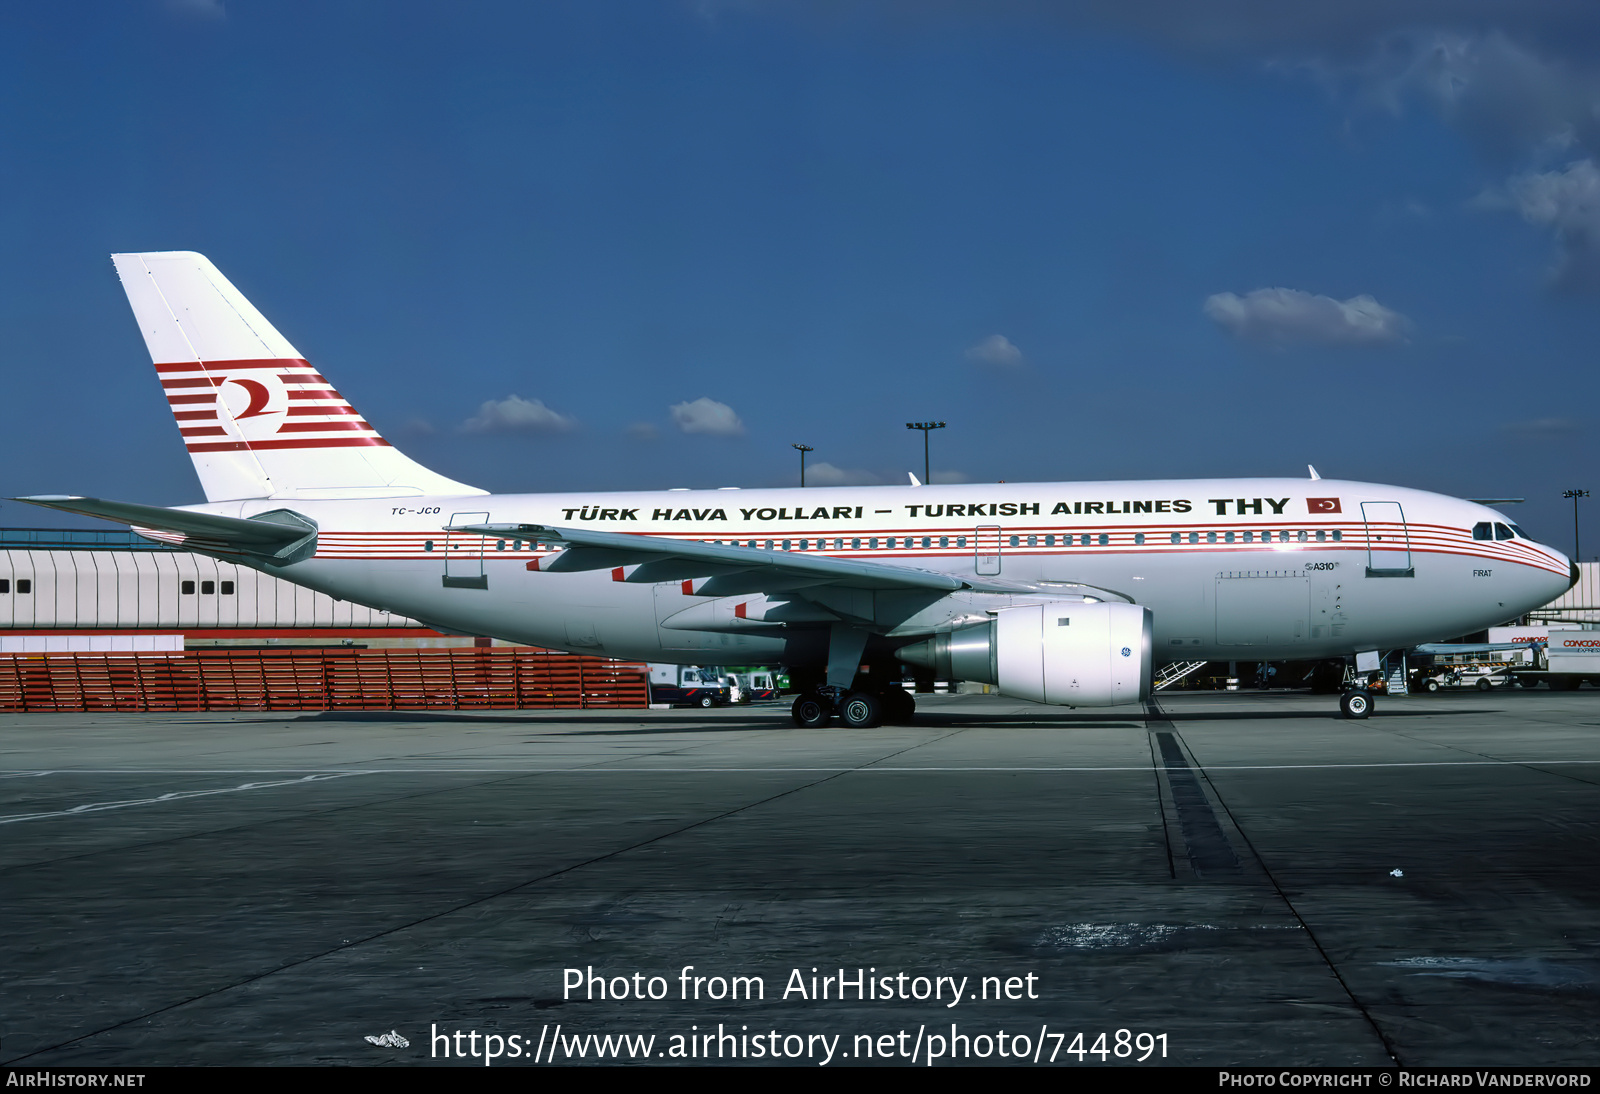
[897,601,1153,707]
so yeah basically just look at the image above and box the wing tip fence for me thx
[0,647,648,712]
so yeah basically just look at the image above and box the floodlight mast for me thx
[1564,489,1589,563]
[792,444,814,487]
[905,421,945,485]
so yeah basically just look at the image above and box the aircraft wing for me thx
[12,495,318,564]
[455,522,1002,596]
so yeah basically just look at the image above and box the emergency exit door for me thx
[975,526,1001,576]
[443,511,490,589]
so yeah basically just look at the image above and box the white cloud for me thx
[806,462,881,486]
[1507,158,1600,287]
[1204,288,1411,347]
[964,334,1024,366]
[670,397,745,436]
[462,395,577,434]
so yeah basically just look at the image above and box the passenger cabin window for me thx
[1098,533,1108,546]
[1494,523,1515,541]
[1472,522,1493,541]
[1134,533,1145,545]
[956,536,967,547]
[1009,535,1019,547]
[1170,533,1180,544]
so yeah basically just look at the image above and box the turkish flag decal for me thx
[1307,497,1342,513]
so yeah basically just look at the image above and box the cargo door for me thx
[975,525,1002,576]
[1215,570,1309,646]
[1361,502,1414,577]
[442,511,490,589]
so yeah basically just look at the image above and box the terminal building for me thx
[0,529,647,711]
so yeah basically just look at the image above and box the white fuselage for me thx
[194,476,1572,668]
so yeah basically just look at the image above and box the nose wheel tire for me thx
[839,691,883,729]
[792,694,832,728]
[1340,690,1372,719]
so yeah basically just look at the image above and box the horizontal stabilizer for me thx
[13,495,317,565]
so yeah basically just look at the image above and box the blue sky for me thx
[4,1,1600,553]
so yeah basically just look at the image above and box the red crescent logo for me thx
[226,378,273,419]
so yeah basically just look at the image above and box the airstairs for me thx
[1154,660,1210,691]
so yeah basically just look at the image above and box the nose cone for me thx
[1571,559,1582,591]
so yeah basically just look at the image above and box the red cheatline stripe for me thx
[185,437,392,452]
[287,389,343,400]
[154,358,311,373]
[173,410,218,421]
[166,393,216,405]
[179,426,229,437]
[278,374,324,383]
[161,377,221,389]
[286,405,360,416]
[276,420,376,433]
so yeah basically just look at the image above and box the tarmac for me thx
[3,688,1600,1067]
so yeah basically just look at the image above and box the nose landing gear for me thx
[1339,688,1372,719]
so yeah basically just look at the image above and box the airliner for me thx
[15,252,1576,725]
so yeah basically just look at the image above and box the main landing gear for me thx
[790,686,916,729]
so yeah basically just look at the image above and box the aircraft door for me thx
[443,511,490,589]
[975,525,1002,576]
[1361,502,1414,578]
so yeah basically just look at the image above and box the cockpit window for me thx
[1509,524,1530,540]
[1472,522,1493,541]
[1494,523,1515,541]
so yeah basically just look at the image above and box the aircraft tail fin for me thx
[111,251,484,502]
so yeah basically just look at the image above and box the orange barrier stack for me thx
[0,648,648,712]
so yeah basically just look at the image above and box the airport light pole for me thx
[1565,489,1589,563]
[792,444,813,487]
[905,421,945,484]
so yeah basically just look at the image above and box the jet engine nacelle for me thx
[896,601,1153,707]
